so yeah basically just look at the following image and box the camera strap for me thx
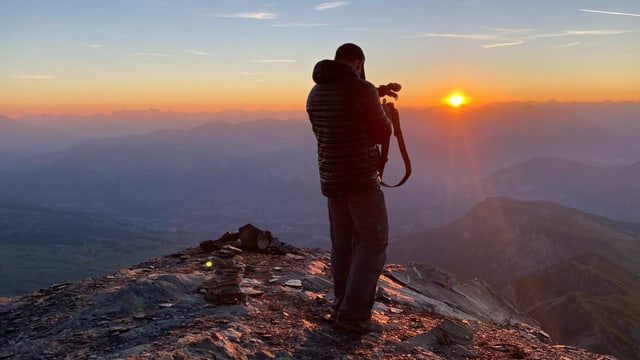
[379,105,411,188]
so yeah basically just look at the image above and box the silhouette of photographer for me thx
[306,43,398,334]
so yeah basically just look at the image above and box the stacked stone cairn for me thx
[201,245,246,305]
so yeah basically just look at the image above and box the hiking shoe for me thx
[321,307,336,323]
[334,318,383,335]
[322,299,342,323]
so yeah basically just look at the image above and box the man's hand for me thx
[382,99,399,122]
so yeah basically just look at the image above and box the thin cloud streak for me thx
[483,40,524,48]
[566,30,631,35]
[315,2,349,11]
[401,33,499,40]
[216,12,276,20]
[579,9,640,17]
[82,43,104,48]
[531,29,631,39]
[401,27,629,44]
[189,50,215,56]
[490,28,533,34]
[556,42,581,48]
[13,74,52,80]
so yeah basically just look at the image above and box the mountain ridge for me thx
[513,254,640,359]
[388,196,640,359]
[388,196,640,287]
[0,238,610,359]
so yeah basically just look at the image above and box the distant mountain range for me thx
[535,101,640,139]
[0,109,306,168]
[0,119,327,241]
[2,103,639,237]
[13,109,307,138]
[474,157,640,222]
[379,103,640,227]
[0,198,199,296]
[400,104,639,179]
[388,197,640,287]
[0,115,79,169]
[388,196,640,360]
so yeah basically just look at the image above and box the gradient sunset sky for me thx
[2,0,639,116]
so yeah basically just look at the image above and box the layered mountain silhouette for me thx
[2,103,639,238]
[534,101,640,139]
[473,158,640,222]
[386,104,640,227]
[2,103,639,358]
[388,197,640,286]
[0,115,78,168]
[0,237,609,359]
[15,109,306,138]
[0,119,325,241]
[400,104,638,180]
[388,197,640,359]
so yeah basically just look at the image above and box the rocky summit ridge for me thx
[0,230,616,360]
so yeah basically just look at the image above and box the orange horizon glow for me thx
[0,94,307,117]
[2,87,639,118]
[3,64,640,117]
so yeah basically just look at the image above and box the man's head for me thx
[335,43,366,79]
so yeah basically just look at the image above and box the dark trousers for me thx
[328,188,389,321]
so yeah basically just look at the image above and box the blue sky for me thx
[1,0,639,115]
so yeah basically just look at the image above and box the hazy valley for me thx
[1,101,640,358]
[0,194,199,296]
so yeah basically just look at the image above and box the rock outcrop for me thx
[0,235,614,359]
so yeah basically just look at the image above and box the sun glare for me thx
[447,92,467,107]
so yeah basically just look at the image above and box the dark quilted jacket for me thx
[306,59,392,197]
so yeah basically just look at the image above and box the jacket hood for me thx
[312,59,360,85]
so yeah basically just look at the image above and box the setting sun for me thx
[447,92,467,107]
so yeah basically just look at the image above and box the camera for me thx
[377,82,401,99]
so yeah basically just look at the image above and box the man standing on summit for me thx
[306,43,397,334]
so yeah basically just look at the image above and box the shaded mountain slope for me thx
[514,254,640,360]
[0,240,608,359]
[388,197,640,359]
[388,197,640,289]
